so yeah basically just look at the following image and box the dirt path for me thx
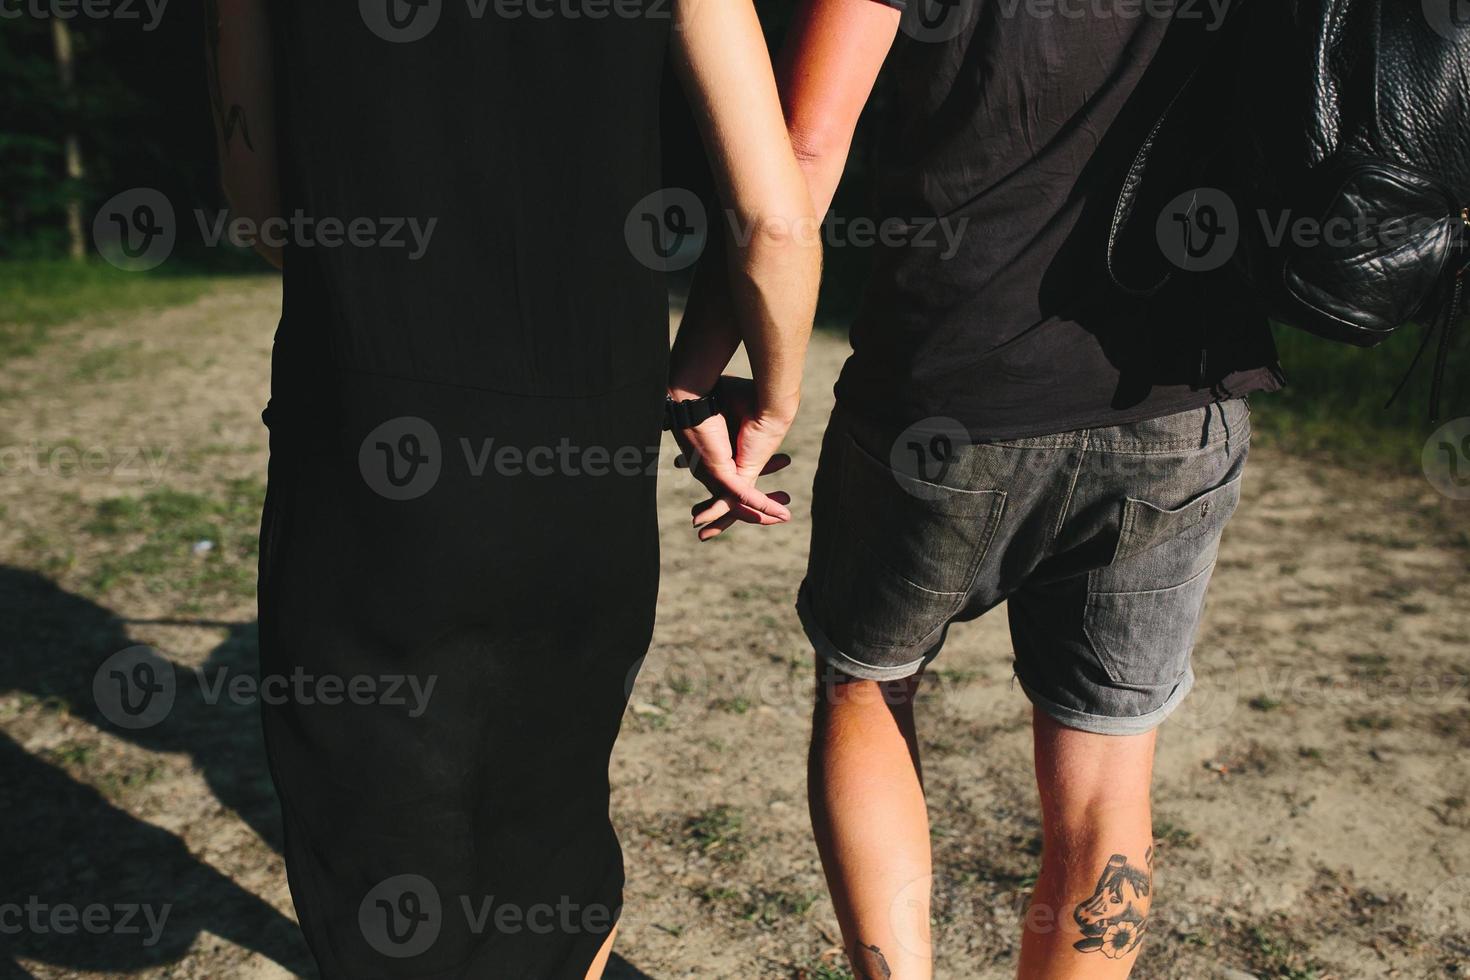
[2,279,1467,979]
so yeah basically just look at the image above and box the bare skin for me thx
[1022,713,1155,978]
[808,668,932,979]
[586,925,618,980]
[810,664,1158,979]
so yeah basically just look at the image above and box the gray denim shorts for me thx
[796,399,1251,736]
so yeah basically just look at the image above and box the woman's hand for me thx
[671,377,797,541]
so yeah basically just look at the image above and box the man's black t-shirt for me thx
[840,0,1283,440]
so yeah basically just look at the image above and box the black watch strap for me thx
[663,392,720,431]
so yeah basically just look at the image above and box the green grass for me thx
[1245,924,1325,980]
[81,479,267,601]
[684,804,747,863]
[1153,819,1199,849]
[0,259,239,361]
[1249,322,1469,466]
[742,889,817,926]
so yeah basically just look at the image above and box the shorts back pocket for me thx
[1084,474,1243,689]
[817,434,1006,661]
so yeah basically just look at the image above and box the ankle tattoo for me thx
[852,941,893,979]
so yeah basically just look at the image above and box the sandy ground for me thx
[2,278,1468,979]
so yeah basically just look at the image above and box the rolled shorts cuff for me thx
[796,581,939,682]
[1014,666,1196,737]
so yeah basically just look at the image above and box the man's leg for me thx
[1019,709,1156,978]
[809,667,931,980]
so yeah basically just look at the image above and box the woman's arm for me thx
[206,0,281,268]
[669,0,824,535]
[671,0,822,423]
[668,0,898,407]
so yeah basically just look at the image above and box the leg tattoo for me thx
[1072,847,1152,959]
[853,942,893,980]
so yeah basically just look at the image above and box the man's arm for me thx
[776,0,901,217]
[206,0,281,268]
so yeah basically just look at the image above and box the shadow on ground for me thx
[0,566,663,978]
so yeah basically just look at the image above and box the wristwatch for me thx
[663,390,720,431]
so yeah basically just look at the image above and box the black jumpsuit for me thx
[256,4,670,976]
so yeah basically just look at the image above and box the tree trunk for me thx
[51,18,86,262]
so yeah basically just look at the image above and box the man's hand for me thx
[671,377,797,541]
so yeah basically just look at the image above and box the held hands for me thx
[671,376,797,542]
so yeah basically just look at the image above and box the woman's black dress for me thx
[256,4,670,976]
